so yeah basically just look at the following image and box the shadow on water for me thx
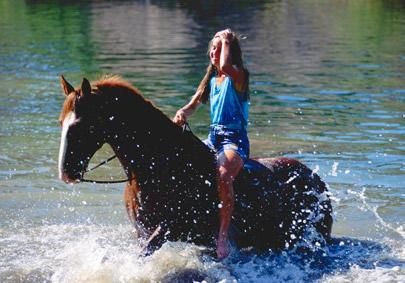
[163,237,403,282]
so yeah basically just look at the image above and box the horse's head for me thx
[58,76,104,183]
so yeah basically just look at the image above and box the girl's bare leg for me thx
[216,149,243,259]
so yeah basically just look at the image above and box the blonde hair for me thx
[197,33,249,104]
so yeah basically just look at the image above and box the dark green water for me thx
[0,0,404,282]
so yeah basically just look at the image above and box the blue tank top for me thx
[209,76,249,129]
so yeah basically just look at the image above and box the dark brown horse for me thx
[58,75,332,253]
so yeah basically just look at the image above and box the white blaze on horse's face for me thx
[58,111,77,182]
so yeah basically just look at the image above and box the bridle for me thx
[79,122,193,184]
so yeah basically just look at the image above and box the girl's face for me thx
[209,37,222,67]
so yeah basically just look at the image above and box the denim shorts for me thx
[203,125,250,162]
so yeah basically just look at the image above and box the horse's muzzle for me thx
[59,171,82,184]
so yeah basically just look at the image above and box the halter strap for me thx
[80,177,135,184]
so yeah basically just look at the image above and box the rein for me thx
[79,122,193,184]
[80,155,135,184]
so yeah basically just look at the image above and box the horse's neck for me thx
[107,113,216,188]
[98,89,216,183]
[105,107,191,180]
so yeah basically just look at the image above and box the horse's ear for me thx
[60,75,75,96]
[80,78,91,97]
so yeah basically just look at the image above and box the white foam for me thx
[1,220,404,283]
[331,162,339,177]
[320,265,405,283]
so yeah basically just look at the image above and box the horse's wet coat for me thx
[58,75,333,252]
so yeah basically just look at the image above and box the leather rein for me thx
[80,154,134,184]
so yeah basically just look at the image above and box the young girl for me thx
[173,28,250,259]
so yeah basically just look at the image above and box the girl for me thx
[173,28,250,259]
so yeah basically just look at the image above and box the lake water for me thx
[0,0,404,282]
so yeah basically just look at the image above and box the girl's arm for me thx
[216,29,246,92]
[173,90,202,126]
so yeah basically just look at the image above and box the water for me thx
[0,0,404,282]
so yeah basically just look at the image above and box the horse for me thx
[58,75,333,254]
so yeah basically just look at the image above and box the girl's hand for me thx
[173,109,187,126]
[215,28,234,43]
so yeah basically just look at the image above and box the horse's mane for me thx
[60,75,141,122]
[94,75,180,132]
[60,75,187,140]
[94,75,214,164]
[94,75,142,96]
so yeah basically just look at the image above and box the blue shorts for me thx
[203,125,250,162]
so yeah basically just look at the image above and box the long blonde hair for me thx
[197,33,249,104]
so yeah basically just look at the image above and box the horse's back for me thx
[233,157,333,251]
